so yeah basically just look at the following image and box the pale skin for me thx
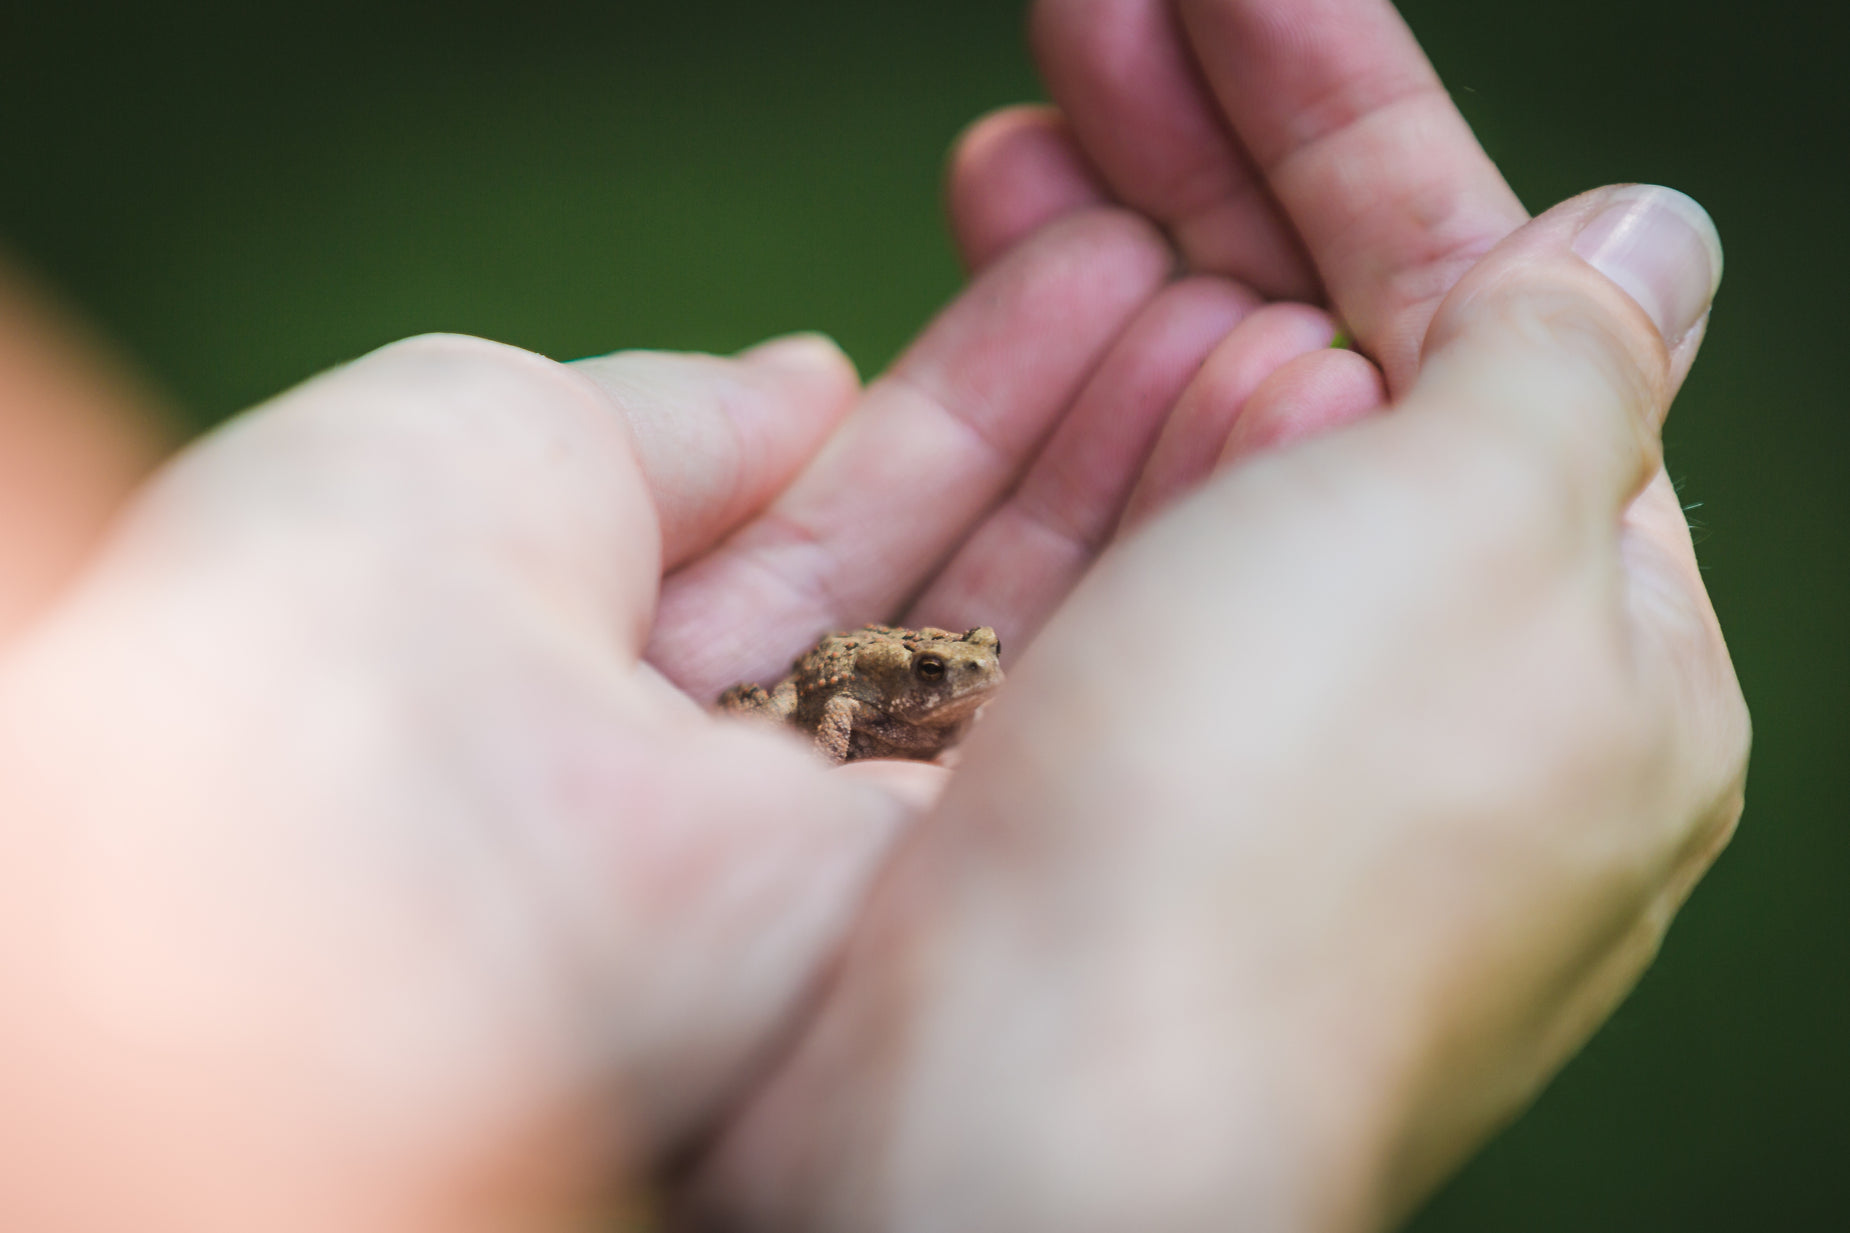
[0,1,1746,1231]
[0,257,170,639]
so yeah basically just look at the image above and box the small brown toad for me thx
[718,624,1004,764]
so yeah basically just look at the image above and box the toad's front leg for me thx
[815,694,859,764]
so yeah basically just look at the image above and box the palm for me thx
[636,207,1210,703]
[635,0,1546,707]
[636,214,1327,705]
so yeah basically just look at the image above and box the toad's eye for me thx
[915,655,945,681]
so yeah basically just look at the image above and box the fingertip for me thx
[1219,347,1388,465]
[737,331,862,397]
[946,104,1110,270]
[1122,301,1336,529]
[573,340,862,573]
[1409,184,1721,518]
[1420,184,1720,405]
[1569,185,1722,351]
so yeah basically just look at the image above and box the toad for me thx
[718,624,1004,764]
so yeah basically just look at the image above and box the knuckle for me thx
[359,331,558,391]
[354,332,565,401]
[342,332,616,435]
[1512,281,1668,432]
[1418,246,1681,513]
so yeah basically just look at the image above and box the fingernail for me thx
[738,331,857,380]
[1571,186,1724,346]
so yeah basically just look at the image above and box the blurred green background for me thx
[4,0,1844,1227]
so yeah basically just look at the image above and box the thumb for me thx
[63,333,859,671]
[1398,184,1746,875]
[573,334,860,571]
[1403,184,1723,522]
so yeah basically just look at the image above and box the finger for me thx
[3,334,917,1183]
[1217,345,1387,466]
[1029,0,1320,301]
[649,208,1175,702]
[1120,300,1337,530]
[1394,183,1739,873]
[0,257,171,641]
[1171,0,1530,390]
[945,105,1112,272]
[903,276,1259,644]
[1403,184,1722,530]
[572,334,861,572]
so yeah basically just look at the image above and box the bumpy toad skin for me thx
[718,625,1004,764]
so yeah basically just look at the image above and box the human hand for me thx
[0,330,913,1231]
[0,166,1324,1226]
[0,255,169,638]
[669,0,1750,1222]
[678,177,1748,1233]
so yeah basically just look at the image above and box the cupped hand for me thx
[676,181,1747,1232]
[0,174,1311,1226]
[670,6,1748,1227]
[0,332,923,1231]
